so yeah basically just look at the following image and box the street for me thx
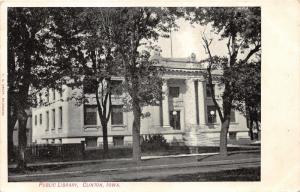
[9,152,260,182]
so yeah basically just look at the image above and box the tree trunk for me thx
[132,96,141,163]
[8,114,17,162]
[8,100,17,162]
[95,86,110,158]
[249,120,254,140]
[219,119,230,157]
[17,109,28,170]
[255,120,260,131]
[8,123,15,162]
[102,122,109,158]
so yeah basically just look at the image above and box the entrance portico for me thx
[161,77,207,131]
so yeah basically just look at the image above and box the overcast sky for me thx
[157,19,227,61]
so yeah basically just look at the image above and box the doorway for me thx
[170,110,181,130]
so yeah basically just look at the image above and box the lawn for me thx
[137,167,261,181]
[9,151,260,176]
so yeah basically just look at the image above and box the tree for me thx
[58,8,124,157]
[48,8,175,162]
[233,61,261,140]
[185,7,261,156]
[101,8,176,162]
[7,7,82,169]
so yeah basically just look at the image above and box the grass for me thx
[9,151,260,176]
[151,167,261,181]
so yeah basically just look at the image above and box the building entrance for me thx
[170,111,181,130]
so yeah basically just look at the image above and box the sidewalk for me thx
[8,149,260,170]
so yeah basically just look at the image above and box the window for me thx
[169,87,180,98]
[113,136,124,146]
[206,84,215,97]
[111,105,123,125]
[52,89,55,101]
[59,89,63,98]
[46,89,50,103]
[83,78,96,94]
[39,114,42,125]
[39,93,43,105]
[84,105,97,125]
[46,111,49,131]
[34,115,37,126]
[36,95,40,106]
[207,106,217,124]
[52,109,55,130]
[111,80,123,95]
[229,132,237,139]
[169,111,181,130]
[230,110,236,122]
[83,85,94,94]
[59,107,63,128]
[86,137,97,147]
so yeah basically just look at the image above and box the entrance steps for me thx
[183,131,220,146]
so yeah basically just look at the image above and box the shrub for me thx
[141,134,169,152]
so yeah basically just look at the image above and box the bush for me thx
[141,134,169,152]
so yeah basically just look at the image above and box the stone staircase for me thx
[183,129,220,147]
[183,130,254,147]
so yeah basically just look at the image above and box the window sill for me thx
[83,125,101,132]
[111,124,126,131]
[111,124,125,127]
[84,125,100,128]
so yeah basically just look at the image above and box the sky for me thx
[157,19,227,61]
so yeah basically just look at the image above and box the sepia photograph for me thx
[5,7,262,182]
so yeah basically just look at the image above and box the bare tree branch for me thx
[202,34,224,122]
[242,43,261,63]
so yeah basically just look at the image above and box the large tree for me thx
[57,8,125,157]
[101,7,177,162]
[185,7,261,156]
[7,7,82,169]
[41,7,175,161]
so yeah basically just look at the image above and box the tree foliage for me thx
[7,7,83,169]
[97,7,177,161]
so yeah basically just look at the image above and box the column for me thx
[184,78,197,127]
[198,81,207,126]
[162,80,171,128]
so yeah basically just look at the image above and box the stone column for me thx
[162,80,171,128]
[198,81,207,126]
[184,78,197,129]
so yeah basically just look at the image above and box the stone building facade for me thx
[31,55,249,148]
